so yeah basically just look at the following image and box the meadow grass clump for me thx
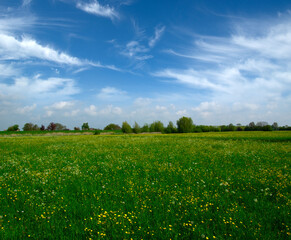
[0,132,290,239]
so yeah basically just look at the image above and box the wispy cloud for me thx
[0,33,83,65]
[158,16,291,104]
[0,63,19,77]
[76,0,119,20]
[0,15,120,71]
[149,25,165,47]
[153,15,291,124]
[0,16,36,33]
[22,0,32,7]
[120,24,165,62]
[121,40,152,60]
[97,87,128,101]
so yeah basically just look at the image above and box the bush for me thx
[104,123,121,131]
[94,130,101,135]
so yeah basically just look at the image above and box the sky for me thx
[0,0,291,130]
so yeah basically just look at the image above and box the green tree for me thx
[141,124,149,133]
[7,124,19,131]
[165,121,177,134]
[272,122,279,130]
[23,123,39,131]
[122,121,132,133]
[104,123,121,130]
[82,122,89,130]
[177,116,193,133]
[133,122,141,134]
[55,123,66,131]
[150,121,164,133]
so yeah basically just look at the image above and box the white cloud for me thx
[156,105,167,111]
[0,63,19,77]
[22,0,32,7]
[0,75,79,100]
[48,101,75,110]
[176,110,187,116]
[76,0,119,20]
[121,40,152,60]
[100,105,122,115]
[157,16,291,124]
[16,104,36,114]
[97,87,128,101]
[0,15,120,71]
[0,16,36,33]
[154,68,224,91]
[64,110,80,117]
[84,105,98,116]
[120,24,165,61]
[84,104,122,116]
[134,97,152,107]
[0,33,83,65]
[149,26,165,47]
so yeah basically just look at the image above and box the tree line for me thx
[4,117,290,133]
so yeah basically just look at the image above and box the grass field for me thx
[0,132,290,239]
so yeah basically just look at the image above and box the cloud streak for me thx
[76,0,119,20]
[158,17,291,104]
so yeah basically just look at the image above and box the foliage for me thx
[40,125,46,131]
[0,132,290,239]
[23,123,40,131]
[272,122,279,130]
[74,127,80,131]
[104,123,121,131]
[141,124,149,133]
[47,122,56,131]
[149,121,164,133]
[55,123,66,131]
[122,121,132,133]
[7,124,19,131]
[82,122,90,131]
[177,116,193,133]
[165,121,177,134]
[94,130,102,135]
[132,122,141,134]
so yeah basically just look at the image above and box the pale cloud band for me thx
[76,0,119,20]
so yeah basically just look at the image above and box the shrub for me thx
[94,130,101,135]
[104,123,121,131]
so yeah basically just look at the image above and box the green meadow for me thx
[0,132,290,239]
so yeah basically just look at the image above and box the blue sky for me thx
[0,0,291,129]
